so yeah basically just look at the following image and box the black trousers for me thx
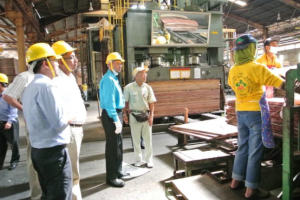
[0,119,20,169]
[31,145,72,200]
[102,109,123,180]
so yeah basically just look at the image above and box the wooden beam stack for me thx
[0,58,19,83]
[226,98,299,138]
[147,79,221,118]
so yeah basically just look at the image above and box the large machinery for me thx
[111,0,228,118]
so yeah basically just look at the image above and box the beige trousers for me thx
[25,127,42,200]
[68,126,83,200]
[129,115,153,164]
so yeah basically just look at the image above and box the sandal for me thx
[246,189,270,199]
[230,182,245,190]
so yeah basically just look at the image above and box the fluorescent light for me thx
[131,5,137,9]
[139,5,146,9]
[229,0,247,6]
[45,28,49,34]
[35,9,41,19]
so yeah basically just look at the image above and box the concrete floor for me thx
[0,100,281,200]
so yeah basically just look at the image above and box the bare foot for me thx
[230,179,240,189]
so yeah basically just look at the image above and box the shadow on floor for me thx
[0,182,29,199]
[81,173,110,198]
[80,148,133,163]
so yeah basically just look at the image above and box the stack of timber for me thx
[226,98,299,138]
[147,79,221,118]
[169,118,238,140]
[0,58,19,82]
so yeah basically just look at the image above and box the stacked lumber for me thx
[0,58,19,83]
[226,98,299,138]
[169,119,238,140]
[147,79,221,118]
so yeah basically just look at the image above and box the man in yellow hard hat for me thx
[52,40,86,200]
[99,52,128,187]
[0,73,19,171]
[2,43,46,199]
[21,43,74,200]
[81,82,88,101]
[123,66,156,168]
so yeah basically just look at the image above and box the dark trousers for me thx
[102,109,123,180]
[31,145,72,200]
[0,119,20,169]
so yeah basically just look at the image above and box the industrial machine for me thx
[110,0,228,118]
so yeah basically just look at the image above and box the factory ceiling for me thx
[1,0,300,47]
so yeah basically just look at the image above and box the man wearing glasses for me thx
[22,43,74,200]
[99,52,128,187]
[52,41,87,200]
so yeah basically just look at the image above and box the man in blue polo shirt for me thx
[99,52,128,187]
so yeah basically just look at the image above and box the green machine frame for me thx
[282,63,300,200]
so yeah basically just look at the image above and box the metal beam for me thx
[227,13,264,30]
[0,31,17,38]
[0,24,15,31]
[49,25,88,38]
[280,0,300,10]
[12,0,45,41]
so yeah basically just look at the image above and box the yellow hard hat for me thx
[26,43,62,64]
[51,41,77,55]
[155,36,166,44]
[0,73,8,83]
[106,52,125,64]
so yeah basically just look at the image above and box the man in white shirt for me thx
[52,41,87,200]
[2,51,40,200]
[22,42,74,200]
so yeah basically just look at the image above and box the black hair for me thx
[33,60,45,74]
[0,82,7,87]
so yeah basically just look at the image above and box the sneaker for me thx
[135,162,142,167]
[147,162,154,168]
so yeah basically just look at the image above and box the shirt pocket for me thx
[142,90,148,101]
[131,92,138,103]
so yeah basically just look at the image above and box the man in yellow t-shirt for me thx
[228,34,285,199]
[81,82,88,101]
[256,35,282,98]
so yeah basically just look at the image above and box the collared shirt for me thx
[0,89,18,123]
[53,69,86,124]
[3,68,34,100]
[256,53,282,69]
[82,84,88,91]
[21,74,70,148]
[99,70,125,122]
[124,81,156,111]
[228,61,284,111]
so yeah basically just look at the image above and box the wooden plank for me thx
[170,129,214,141]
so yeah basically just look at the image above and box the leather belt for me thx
[70,124,83,127]
[131,110,149,113]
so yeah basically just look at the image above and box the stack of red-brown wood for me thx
[147,79,221,118]
[169,118,238,140]
[0,58,19,83]
[226,98,299,138]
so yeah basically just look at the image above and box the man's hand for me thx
[148,115,153,126]
[4,122,12,129]
[114,120,122,134]
[123,115,129,124]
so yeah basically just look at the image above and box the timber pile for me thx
[169,118,238,140]
[226,98,299,138]
[147,79,221,118]
[0,58,19,83]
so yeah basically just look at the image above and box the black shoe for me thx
[106,179,125,187]
[117,171,130,178]
[8,162,18,170]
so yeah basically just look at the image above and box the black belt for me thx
[70,124,83,127]
[131,110,149,113]
[116,109,122,113]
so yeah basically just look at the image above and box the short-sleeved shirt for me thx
[124,82,156,111]
[256,53,282,69]
[228,61,284,111]
[82,84,88,91]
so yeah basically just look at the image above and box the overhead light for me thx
[34,9,41,19]
[139,5,146,9]
[277,13,281,21]
[89,1,93,11]
[229,0,247,6]
[131,5,138,9]
[45,28,49,34]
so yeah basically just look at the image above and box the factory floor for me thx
[0,100,280,200]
